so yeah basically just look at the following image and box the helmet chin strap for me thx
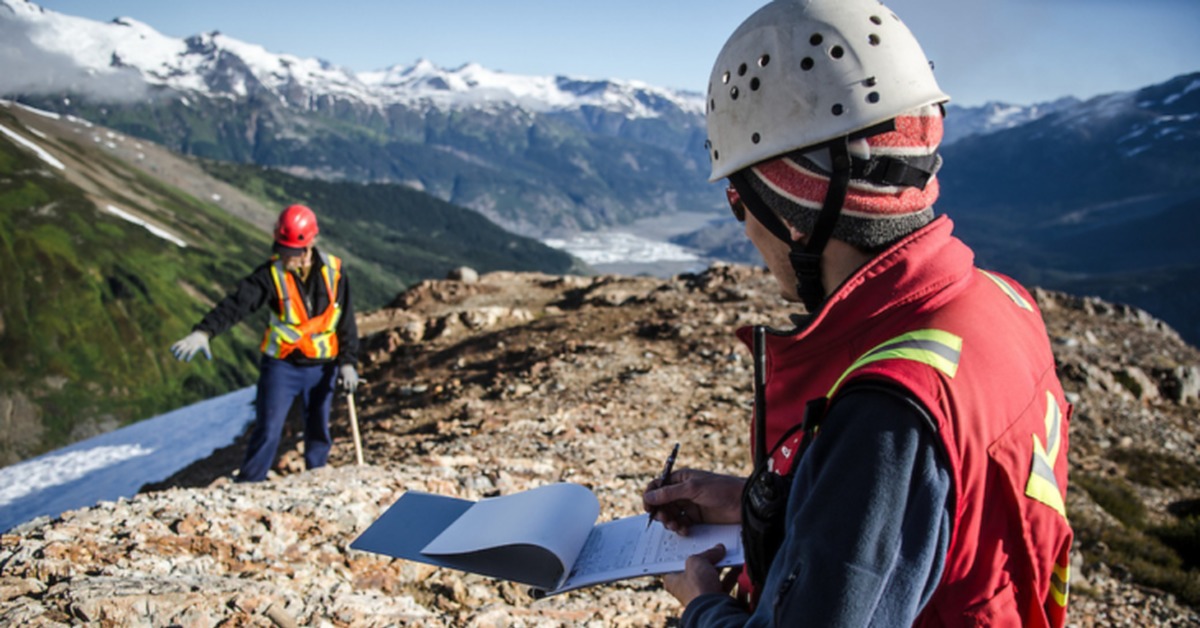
[729,136,852,312]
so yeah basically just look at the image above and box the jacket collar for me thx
[741,216,975,346]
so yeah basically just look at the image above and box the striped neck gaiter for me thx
[744,104,945,251]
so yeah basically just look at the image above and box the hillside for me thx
[0,103,268,465]
[0,101,580,466]
[1,266,1197,625]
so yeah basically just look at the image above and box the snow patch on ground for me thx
[0,122,66,170]
[104,204,188,248]
[0,386,257,533]
[0,445,153,505]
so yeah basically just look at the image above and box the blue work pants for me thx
[238,356,337,482]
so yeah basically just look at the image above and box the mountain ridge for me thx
[1,0,704,117]
[2,0,1086,240]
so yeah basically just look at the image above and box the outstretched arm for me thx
[194,263,274,339]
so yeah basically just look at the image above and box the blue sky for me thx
[30,0,1200,106]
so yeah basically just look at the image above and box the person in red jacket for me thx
[170,204,359,482]
[642,1,1073,625]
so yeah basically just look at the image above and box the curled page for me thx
[422,483,601,590]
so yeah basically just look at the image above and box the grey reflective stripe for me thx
[980,269,1033,311]
[828,329,963,398]
[1050,566,1069,598]
[865,337,961,365]
[1030,452,1058,489]
[1044,395,1061,453]
[272,261,293,322]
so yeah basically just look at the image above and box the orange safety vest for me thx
[737,217,1072,626]
[260,251,343,360]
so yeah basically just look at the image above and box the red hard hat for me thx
[274,204,318,249]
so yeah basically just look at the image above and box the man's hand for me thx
[170,331,211,362]
[338,364,359,395]
[643,469,745,536]
[665,544,729,606]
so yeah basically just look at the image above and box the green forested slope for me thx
[0,118,263,464]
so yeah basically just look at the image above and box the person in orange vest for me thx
[170,204,359,483]
[642,1,1072,626]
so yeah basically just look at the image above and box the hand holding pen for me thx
[643,461,746,536]
[646,442,680,529]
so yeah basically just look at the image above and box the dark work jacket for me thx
[194,248,359,366]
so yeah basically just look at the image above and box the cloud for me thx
[0,18,149,102]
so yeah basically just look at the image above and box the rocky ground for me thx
[2,265,1199,626]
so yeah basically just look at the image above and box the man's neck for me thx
[822,240,875,296]
[293,264,312,283]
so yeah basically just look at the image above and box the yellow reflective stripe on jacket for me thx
[980,269,1034,311]
[1049,555,1070,607]
[304,254,342,355]
[827,329,963,398]
[1026,390,1068,518]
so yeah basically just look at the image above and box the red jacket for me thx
[737,216,1072,626]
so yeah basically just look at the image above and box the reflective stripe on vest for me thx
[260,252,343,360]
[980,269,1034,311]
[1050,552,1070,608]
[1028,390,1067,517]
[828,329,963,399]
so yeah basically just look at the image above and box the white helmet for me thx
[706,0,949,181]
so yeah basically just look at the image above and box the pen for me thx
[647,442,680,529]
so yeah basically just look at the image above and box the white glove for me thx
[338,364,359,395]
[171,331,211,362]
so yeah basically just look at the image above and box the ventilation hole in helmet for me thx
[750,77,761,91]
[868,34,881,46]
[831,46,845,59]
[870,15,883,25]
[730,86,740,100]
[710,99,716,111]
[810,34,823,46]
[713,150,720,161]
[832,104,845,116]
[738,63,748,76]
[801,57,815,71]
[722,71,731,84]
[863,77,877,87]
[866,92,880,104]
[751,132,761,144]
[759,54,771,67]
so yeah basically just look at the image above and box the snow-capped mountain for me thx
[1,0,703,117]
[942,98,1079,146]
[1,0,714,237]
[934,72,1200,342]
